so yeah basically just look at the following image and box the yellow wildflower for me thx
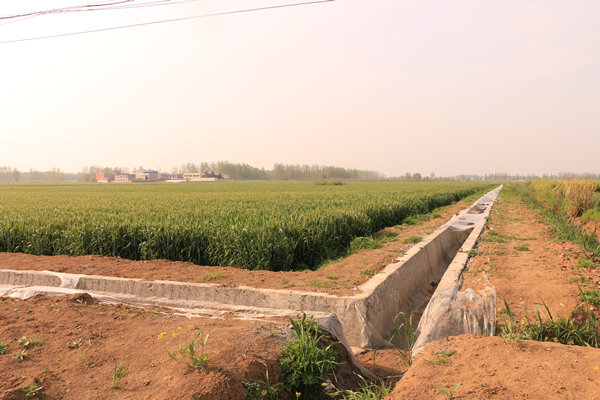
[595,366,599,371]
[177,327,182,331]
[173,333,178,338]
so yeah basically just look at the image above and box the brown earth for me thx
[0,199,476,297]
[0,196,480,400]
[2,187,600,399]
[0,294,291,400]
[388,186,600,399]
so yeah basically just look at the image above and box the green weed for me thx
[579,289,600,308]
[514,243,529,251]
[436,382,461,398]
[360,269,377,276]
[576,259,597,269]
[160,327,211,370]
[17,336,45,347]
[391,312,416,366]
[279,313,339,400]
[424,349,457,366]
[332,375,392,399]
[568,276,590,285]
[403,236,422,244]
[22,382,44,398]
[109,357,137,389]
[68,339,84,349]
[242,363,282,400]
[497,295,599,348]
[466,249,478,258]
[199,270,224,283]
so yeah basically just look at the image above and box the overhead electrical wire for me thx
[0,0,334,44]
[1,0,136,20]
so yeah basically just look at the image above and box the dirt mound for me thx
[390,334,600,400]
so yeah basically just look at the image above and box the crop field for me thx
[0,181,493,271]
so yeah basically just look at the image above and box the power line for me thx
[0,0,334,44]
[0,0,135,20]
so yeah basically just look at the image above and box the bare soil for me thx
[0,294,290,400]
[388,187,600,399]
[2,188,600,399]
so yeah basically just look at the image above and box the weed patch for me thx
[403,236,422,244]
[391,312,416,366]
[279,313,338,400]
[579,289,600,308]
[497,296,599,348]
[159,327,211,370]
[514,243,529,251]
[332,375,391,399]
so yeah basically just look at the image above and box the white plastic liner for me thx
[411,186,502,355]
[42,270,85,288]
[412,281,497,355]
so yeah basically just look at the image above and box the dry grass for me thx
[561,179,599,219]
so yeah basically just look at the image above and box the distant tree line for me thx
[455,173,600,182]
[270,163,384,180]
[172,161,267,180]
[173,161,384,181]
[0,166,69,182]
[5,163,598,183]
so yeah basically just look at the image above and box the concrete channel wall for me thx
[0,186,502,349]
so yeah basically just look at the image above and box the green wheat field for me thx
[0,181,493,271]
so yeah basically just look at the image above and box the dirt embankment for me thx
[386,187,600,399]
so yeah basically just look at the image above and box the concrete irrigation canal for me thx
[0,186,502,356]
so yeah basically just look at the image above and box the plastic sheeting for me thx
[412,279,497,355]
[441,186,502,232]
[411,186,502,355]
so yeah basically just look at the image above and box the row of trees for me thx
[171,161,267,180]
[0,166,68,182]
[6,164,599,183]
[172,161,385,181]
[271,163,385,181]
[456,173,600,182]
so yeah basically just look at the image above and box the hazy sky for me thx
[1,0,599,177]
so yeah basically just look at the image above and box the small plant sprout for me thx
[403,235,422,244]
[243,363,283,400]
[109,357,137,389]
[22,382,44,398]
[14,349,28,360]
[17,336,45,347]
[68,338,84,349]
[514,243,529,251]
[360,268,377,276]
[0,340,8,354]
[437,382,461,398]
[161,328,211,370]
[391,312,416,366]
[425,349,457,366]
